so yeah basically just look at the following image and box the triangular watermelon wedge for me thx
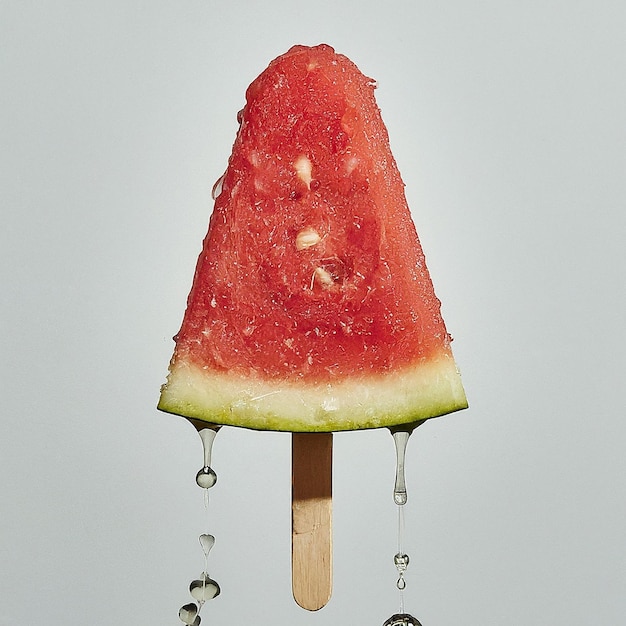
[158,44,467,432]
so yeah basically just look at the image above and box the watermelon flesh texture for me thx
[159,44,467,432]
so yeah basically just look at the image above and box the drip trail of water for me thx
[380,422,426,626]
[177,424,222,625]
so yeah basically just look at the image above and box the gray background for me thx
[2,1,625,624]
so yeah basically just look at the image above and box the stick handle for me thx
[291,432,333,611]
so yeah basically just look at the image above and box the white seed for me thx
[345,155,359,174]
[314,266,335,287]
[293,155,312,188]
[296,227,321,250]
[248,150,260,167]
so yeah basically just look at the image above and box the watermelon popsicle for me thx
[159,44,467,611]
[159,44,466,432]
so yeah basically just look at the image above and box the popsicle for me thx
[159,44,467,612]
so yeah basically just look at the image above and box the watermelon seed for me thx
[312,257,348,289]
[314,266,335,287]
[293,155,312,189]
[296,228,321,250]
[345,154,359,175]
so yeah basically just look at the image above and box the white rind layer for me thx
[158,355,467,432]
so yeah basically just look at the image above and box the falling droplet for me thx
[382,613,423,626]
[394,552,410,572]
[389,422,424,505]
[199,534,215,557]
[179,603,200,625]
[190,573,221,603]
[175,423,222,619]
[193,426,219,491]
[196,466,217,489]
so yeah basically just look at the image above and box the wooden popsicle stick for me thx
[291,432,333,611]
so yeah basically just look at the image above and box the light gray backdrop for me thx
[2,1,625,624]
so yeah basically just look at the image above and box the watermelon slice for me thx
[158,44,467,432]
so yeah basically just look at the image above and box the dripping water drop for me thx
[190,572,221,602]
[197,426,220,468]
[391,428,412,505]
[196,466,217,489]
[195,426,220,488]
[199,533,215,557]
[394,552,410,571]
[179,603,200,625]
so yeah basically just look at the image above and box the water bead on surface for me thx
[196,466,217,489]
[190,573,221,602]
[382,613,423,626]
[178,603,200,625]
[211,174,225,200]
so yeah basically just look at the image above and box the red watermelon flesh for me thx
[158,44,467,431]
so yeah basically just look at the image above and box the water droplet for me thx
[389,422,425,505]
[190,573,221,602]
[211,174,225,200]
[197,426,219,469]
[382,613,423,626]
[179,603,200,625]
[199,534,215,557]
[394,553,410,572]
[391,429,411,505]
[196,466,217,489]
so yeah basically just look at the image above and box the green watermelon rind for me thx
[158,353,467,432]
